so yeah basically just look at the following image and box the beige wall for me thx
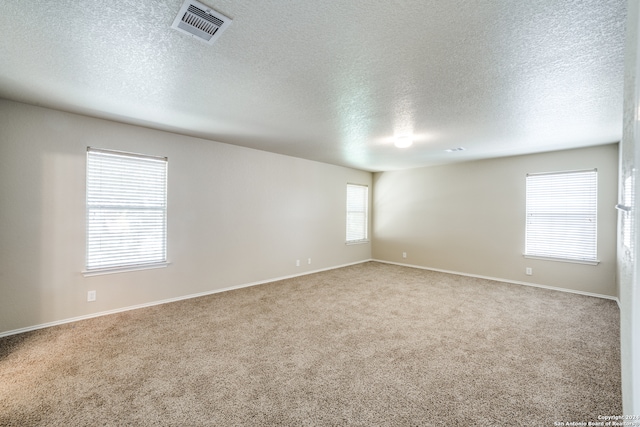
[373,144,619,297]
[0,98,621,338]
[0,99,372,335]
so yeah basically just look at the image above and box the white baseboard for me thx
[2,258,618,339]
[0,259,373,339]
[372,259,621,305]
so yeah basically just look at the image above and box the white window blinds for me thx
[525,169,597,264]
[86,148,168,271]
[346,184,368,243]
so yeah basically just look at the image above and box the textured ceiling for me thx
[0,0,627,171]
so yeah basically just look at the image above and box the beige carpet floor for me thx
[0,262,621,426]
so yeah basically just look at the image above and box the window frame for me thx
[84,147,169,276]
[346,183,369,244]
[524,169,598,265]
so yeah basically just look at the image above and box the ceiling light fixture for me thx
[394,136,413,148]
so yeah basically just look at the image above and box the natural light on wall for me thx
[85,147,168,274]
[525,169,598,264]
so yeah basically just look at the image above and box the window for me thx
[86,147,168,273]
[346,184,369,243]
[525,169,598,264]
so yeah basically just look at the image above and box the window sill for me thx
[523,255,599,266]
[346,240,370,245]
[82,262,170,277]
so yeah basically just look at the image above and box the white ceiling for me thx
[0,0,626,172]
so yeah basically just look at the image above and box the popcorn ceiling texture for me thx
[0,262,621,426]
[0,0,626,171]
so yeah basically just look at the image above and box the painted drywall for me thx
[373,144,618,297]
[619,0,640,415]
[0,99,372,335]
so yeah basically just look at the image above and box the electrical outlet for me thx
[308,258,311,265]
[526,267,533,276]
[296,259,300,267]
[402,252,407,259]
[87,290,96,302]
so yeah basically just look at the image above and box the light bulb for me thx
[394,136,413,148]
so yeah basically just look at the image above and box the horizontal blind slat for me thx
[525,170,597,262]
[86,148,168,270]
[346,184,368,242]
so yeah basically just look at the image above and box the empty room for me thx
[1,0,638,425]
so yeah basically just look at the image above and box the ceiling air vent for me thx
[171,0,232,45]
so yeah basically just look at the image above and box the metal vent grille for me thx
[171,0,232,45]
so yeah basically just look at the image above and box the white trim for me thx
[82,262,170,277]
[87,146,168,162]
[526,168,597,177]
[523,254,600,266]
[372,259,620,303]
[0,259,373,339]
[345,240,370,245]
